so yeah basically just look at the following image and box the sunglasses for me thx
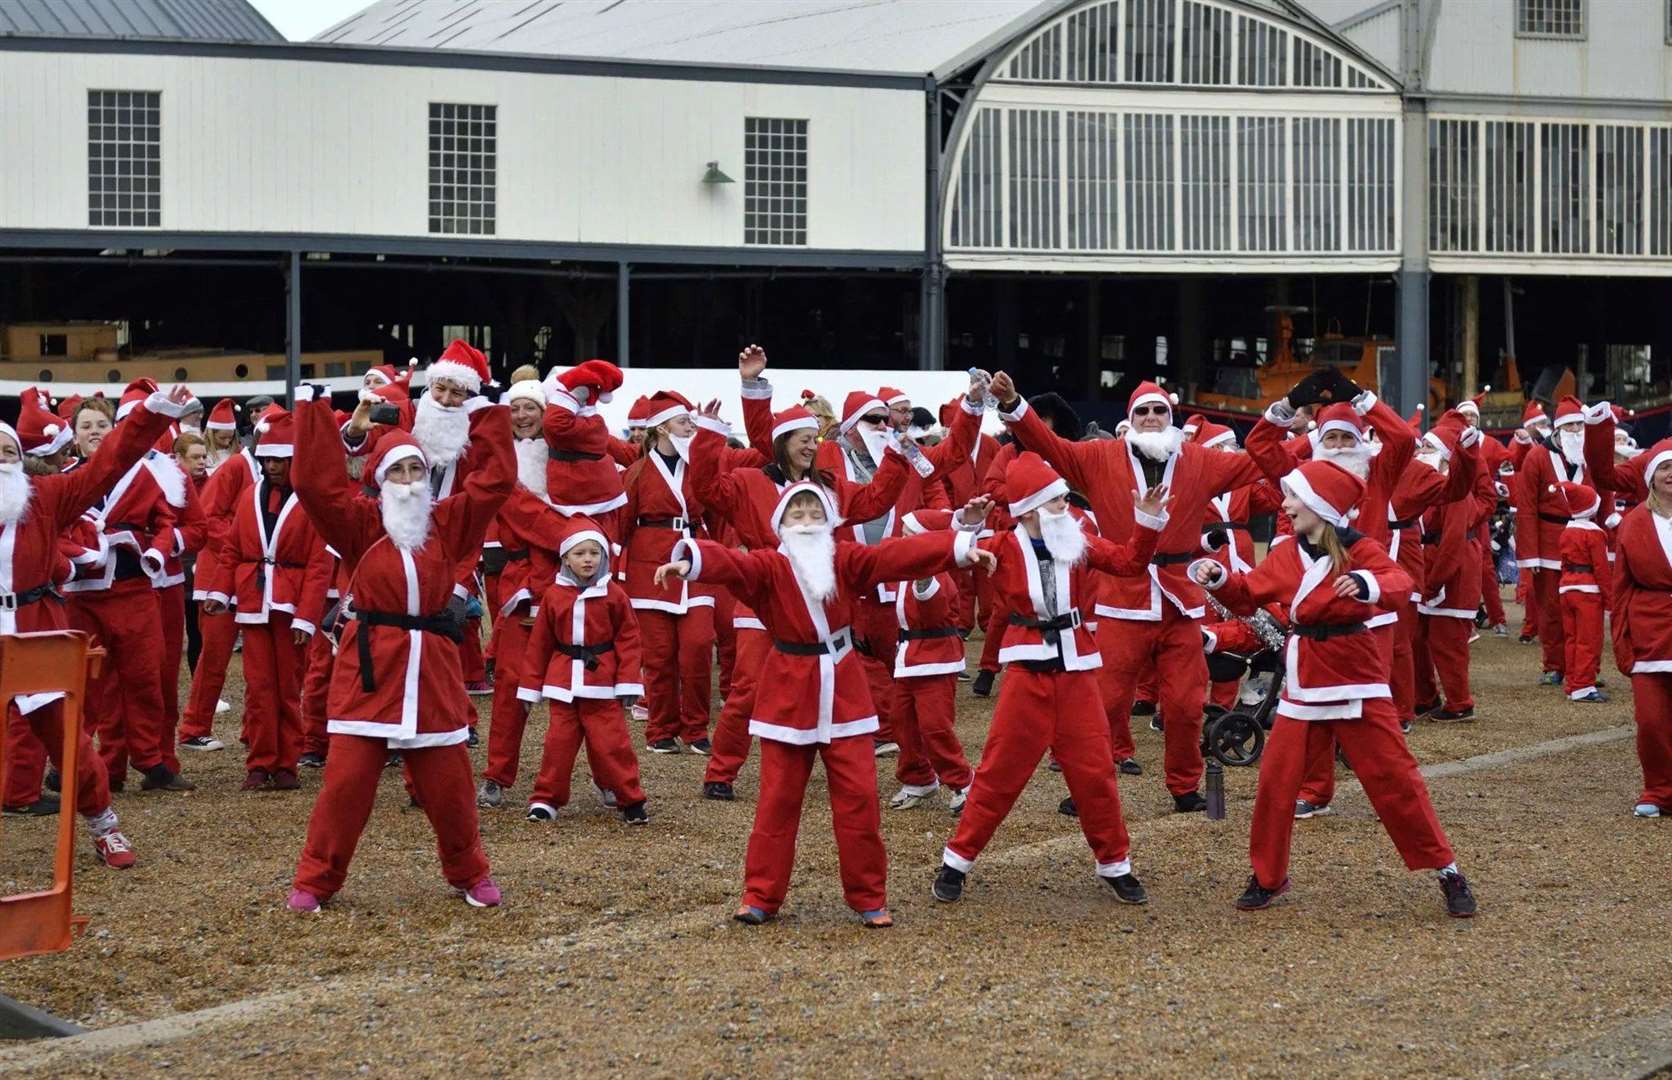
[1131,405,1169,418]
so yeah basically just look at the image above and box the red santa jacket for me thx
[1611,505,1672,675]
[191,450,259,602]
[1203,529,1411,721]
[293,396,513,747]
[677,530,977,744]
[518,570,644,703]
[543,387,628,517]
[621,448,718,615]
[1416,438,1483,619]
[892,570,965,678]
[214,480,333,636]
[492,487,568,619]
[1514,440,1587,571]
[61,446,185,596]
[1201,480,1282,576]
[1558,520,1611,599]
[1001,398,1262,620]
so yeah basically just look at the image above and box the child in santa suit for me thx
[656,482,993,928]
[1550,481,1611,703]
[931,453,1165,906]
[518,518,648,824]
[885,509,977,815]
[1190,459,1478,918]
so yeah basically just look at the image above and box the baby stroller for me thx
[1200,597,1283,769]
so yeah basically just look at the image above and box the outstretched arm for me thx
[292,392,381,566]
[661,538,773,611]
[47,388,191,531]
[839,529,984,592]
[1084,506,1165,576]
[1581,405,1647,504]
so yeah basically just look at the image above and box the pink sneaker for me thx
[93,830,136,869]
[286,888,323,914]
[461,877,502,908]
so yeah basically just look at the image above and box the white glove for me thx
[1605,512,1622,529]
[1459,426,1481,449]
[140,549,167,581]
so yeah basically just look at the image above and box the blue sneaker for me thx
[1538,671,1564,687]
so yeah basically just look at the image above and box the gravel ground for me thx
[1,600,1668,1077]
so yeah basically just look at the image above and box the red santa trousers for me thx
[946,667,1131,875]
[714,590,738,699]
[457,618,487,687]
[70,587,171,778]
[293,734,489,898]
[853,598,898,744]
[1629,673,1672,809]
[242,613,305,774]
[705,627,768,786]
[299,629,333,756]
[1299,626,1398,809]
[1480,545,1506,625]
[1532,568,1565,674]
[180,606,236,741]
[743,734,886,915]
[529,698,645,809]
[1561,593,1604,696]
[977,604,1006,675]
[1414,614,1474,711]
[1099,608,1208,795]
[639,607,716,745]
[892,672,974,791]
[5,700,111,817]
[484,615,535,787]
[1250,699,1455,890]
[157,583,186,744]
[3,710,47,807]
[1390,602,1419,722]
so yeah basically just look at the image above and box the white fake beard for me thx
[0,464,32,526]
[669,432,694,463]
[1415,448,1447,475]
[1616,440,1633,463]
[413,394,471,468]
[1126,426,1183,463]
[1558,428,1584,469]
[780,524,837,603]
[514,436,549,496]
[851,422,890,468]
[1318,442,1374,482]
[379,479,433,551]
[1037,507,1088,566]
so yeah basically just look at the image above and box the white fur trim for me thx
[1007,477,1068,518]
[771,414,817,441]
[427,359,482,392]
[1281,468,1350,528]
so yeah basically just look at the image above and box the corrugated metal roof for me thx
[313,0,1056,78]
[0,0,284,42]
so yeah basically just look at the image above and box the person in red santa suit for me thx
[285,383,513,913]
[622,391,719,756]
[518,518,648,823]
[937,395,1002,638]
[989,371,1265,811]
[931,454,1167,906]
[542,359,629,541]
[0,384,194,863]
[1513,397,1588,681]
[1546,480,1611,704]
[884,508,978,815]
[655,482,994,927]
[358,364,416,428]
[62,383,194,793]
[1410,422,1487,722]
[200,411,332,790]
[1456,391,1512,636]
[1190,459,1478,918]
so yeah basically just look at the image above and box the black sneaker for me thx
[702,781,735,802]
[140,766,195,792]
[1438,869,1477,918]
[179,735,225,751]
[1415,700,1441,718]
[620,801,649,825]
[1235,875,1290,911]
[1130,700,1157,716]
[687,738,712,756]
[298,751,327,768]
[932,865,966,903]
[3,795,60,817]
[1102,873,1148,905]
[1431,706,1475,723]
[44,769,61,793]
[467,727,480,748]
[971,670,995,697]
[1518,633,1535,644]
[1058,796,1078,817]
[1117,758,1142,776]
[384,753,403,769]
[526,804,557,822]
[1149,715,1165,733]
[1400,720,1413,735]
[647,738,681,754]
[1172,792,1207,813]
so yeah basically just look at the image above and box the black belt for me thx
[112,547,147,582]
[899,626,961,642]
[1539,513,1571,525]
[1563,562,1594,573]
[480,547,529,576]
[555,640,615,671]
[1390,517,1419,530]
[635,516,698,532]
[1010,610,1081,647]
[354,608,465,692]
[1292,622,1367,641]
[551,448,603,463]
[257,557,304,590]
[1151,552,1195,566]
[1420,532,1440,545]
[106,521,149,535]
[0,583,55,612]
[1019,658,1067,674]
[773,629,853,657]
[1202,522,1249,533]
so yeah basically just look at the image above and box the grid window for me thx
[1180,115,1230,250]
[951,109,1003,248]
[744,117,808,247]
[1595,125,1644,256]
[87,90,161,228]
[1516,0,1584,38]
[1293,117,1342,251]
[428,103,496,236]
[1651,128,1672,257]
[1428,118,1479,252]
[1541,121,1590,254]
[1124,113,1175,250]
[1238,116,1287,252]
[1125,0,1176,84]
[1067,111,1119,250]
[1064,3,1118,82]
[1180,2,1232,86]
[1347,117,1397,251]
[1484,121,1536,253]
[1007,110,1061,249]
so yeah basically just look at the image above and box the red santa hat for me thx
[1406,404,1425,435]
[115,377,160,421]
[1004,451,1070,517]
[1552,396,1584,429]
[363,364,407,390]
[555,359,624,406]
[16,387,73,457]
[771,405,820,442]
[1419,415,1464,461]
[1127,379,1177,421]
[625,396,653,429]
[1457,386,1490,418]
[1547,480,1601,520]
[365,430,429,485]
[1280,459,1364,528]
[1522,400,1551,428]
[642,391,695,430]
[557,516,610,562]
[770,481,841,536]
[1639,438,1672,491]
[1314,402,1366,443]
[1181,414,1204,438]
[254,410,295,459]
[205,398,239,433]
[900,508,955,536]
[879,386,910,408]
[504,380,546,411]
[56,394,84,422]
[838,390,887,435]
[1194,418,1238,450]
[426,340,488,394]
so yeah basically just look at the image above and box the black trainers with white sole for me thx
[620,801,649,825]
[1102,873,1148,905]
[1117,759,1142,776]
[932,865,966,903]
[687,738,712,756]
[1235,875,1290,911]
[180,735,224,752]
[1438,869,1477,918]
[703,781,735,801]
[1172,792,1207,813]
[647,739,681,754]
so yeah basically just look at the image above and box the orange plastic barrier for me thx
[0,631,102,961]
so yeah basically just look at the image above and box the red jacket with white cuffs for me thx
[1197,529,1411,721]
[1558,520,1611,599]
[892,571,965,678]
[216,481,333,636]
[61,447,185,595]
[517,574,644,703]
[1611,504,1672,675]
[542,386,628,518]
[620,449,717,615]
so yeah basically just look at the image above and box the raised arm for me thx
[996,395,1102,497]
[1581,404,1646,504]
[919,396,985,481]
[686,414,751,524]
[835,448,913,524]
[1246,402,1309,484]
[1084,507,1164,576]
[292,393,381,565]
[45,388,189,531]
[1364,396,1418,484]
[543,390,611,457]
[1194,442,1268,498]
[838,529,979,592]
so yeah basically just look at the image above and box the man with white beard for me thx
[990,373,1265,812]
[1513,396,1590,686]
[286,383,513,913]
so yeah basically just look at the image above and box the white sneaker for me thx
[594,784,618,809]
[630,703,649,723]
[215,699,231,716]
[180,735,225,752]
[888,783,939,810]
[873,741,900,758]
[1294,800,1333,819]
[1634,802,1661,818]
[948,786,969,815]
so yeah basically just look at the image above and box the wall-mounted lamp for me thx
[702,161,735,185]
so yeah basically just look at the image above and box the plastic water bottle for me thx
[968,368,999,410]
